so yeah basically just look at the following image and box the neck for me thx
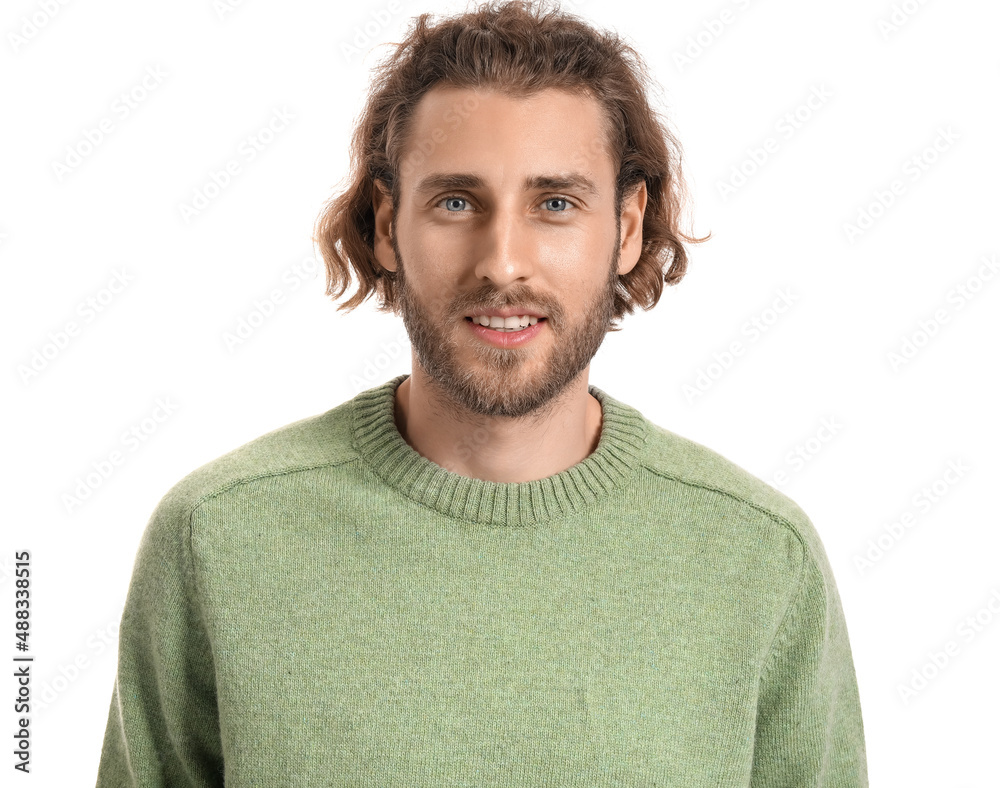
[393,363,603,483]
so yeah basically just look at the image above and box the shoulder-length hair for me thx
[313,0,709,329]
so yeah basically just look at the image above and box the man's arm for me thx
[96,492,224,787]
[750,545,869,787]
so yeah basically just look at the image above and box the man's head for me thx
[314,0,707,416]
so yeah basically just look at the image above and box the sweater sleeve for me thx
[95,494,225,787]
[750,546,869,787]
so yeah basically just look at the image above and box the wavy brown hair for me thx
[313,0,709,329]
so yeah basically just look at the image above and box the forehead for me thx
[398,85,616,194]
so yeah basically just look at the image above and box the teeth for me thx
[471,315,540,330]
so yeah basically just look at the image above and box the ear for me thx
[372,179,398,273]
[617,180,647,276]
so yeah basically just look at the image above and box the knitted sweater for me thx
[96,373,868,787]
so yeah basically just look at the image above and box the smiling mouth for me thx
[464,316,547,333]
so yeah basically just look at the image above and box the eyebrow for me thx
[413,172,601,199]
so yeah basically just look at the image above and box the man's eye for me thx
[438,196,574,212]
[441,196,469,212]
[543,197,571,212]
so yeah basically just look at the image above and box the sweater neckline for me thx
[350,373,648,526]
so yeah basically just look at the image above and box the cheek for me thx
[535,228,613,277]
[398,257,457,316]
[403,215,477,263]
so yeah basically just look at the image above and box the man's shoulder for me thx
[640,420,799,520]
[635,413,828,564]
[153,395,359,522]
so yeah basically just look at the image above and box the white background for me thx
[3,0,998,784]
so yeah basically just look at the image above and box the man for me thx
[97,1,868,785]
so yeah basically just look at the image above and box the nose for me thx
[473,201,535,288]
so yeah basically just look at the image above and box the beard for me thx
[390,225,621,421]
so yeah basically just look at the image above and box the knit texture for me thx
[96,373,868,787]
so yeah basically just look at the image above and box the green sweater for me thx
[97,374,868,787]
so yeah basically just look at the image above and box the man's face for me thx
[374,85,643,419]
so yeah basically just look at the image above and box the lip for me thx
[465,316,546,347]
[465,308,546,319]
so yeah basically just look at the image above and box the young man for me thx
[97,2,868,785]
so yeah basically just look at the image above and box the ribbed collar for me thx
[350,374,648,526]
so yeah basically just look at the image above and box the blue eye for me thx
[438,195,574,213]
